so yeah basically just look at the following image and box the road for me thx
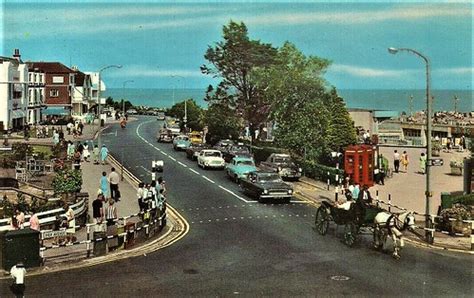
[1,116,471,297]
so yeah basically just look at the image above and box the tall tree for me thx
[201,21,278,137]
[168,100,204,131]
[324,87,357,155]
[203,103,241,145]
[252,42,331,159]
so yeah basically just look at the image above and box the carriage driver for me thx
[336,189,354,210]
[358,185,373,206]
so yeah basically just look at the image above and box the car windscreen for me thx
[237,160,254,166]
[258,173,282,183]
[232,146,249,153]
[205,152,221,157]
[274,157,291,163]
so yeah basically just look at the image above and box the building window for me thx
[29,73,32,82]
[50,89,59,97]
[52,76,64,84]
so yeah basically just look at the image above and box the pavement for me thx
[1,117,189,275]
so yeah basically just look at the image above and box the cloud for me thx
[329,64,412,78]
[108,65,203,79]
[244,5,470,26]
[439,67,473,75]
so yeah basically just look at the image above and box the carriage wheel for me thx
[344,223,357,247]
[315,206,329,235]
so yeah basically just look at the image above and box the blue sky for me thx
[1,1,472,91]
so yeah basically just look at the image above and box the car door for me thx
[240,172,253,194]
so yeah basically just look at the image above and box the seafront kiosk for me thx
[344,145,375,187]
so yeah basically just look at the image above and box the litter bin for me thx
[93,231,107,257]
[1,229,41,270]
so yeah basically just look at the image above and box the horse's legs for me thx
[391,232,401,259]
[373,226,382,249]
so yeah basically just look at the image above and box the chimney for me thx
[13,49,21,61]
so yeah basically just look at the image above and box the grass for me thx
[32,145,53,158]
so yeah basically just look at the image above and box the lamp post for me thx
[171,75,186,131]
[388,47,432,241]
[97,64,122,149]
[122,80,134,115]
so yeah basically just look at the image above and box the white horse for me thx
[373,211,416,259]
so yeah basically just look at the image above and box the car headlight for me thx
[263,189,268,194]
[298,168,302,172]
[277,167,282,172]
[288,189,293,194]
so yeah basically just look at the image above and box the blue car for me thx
[226,156,257,182]
[173,135,191,151]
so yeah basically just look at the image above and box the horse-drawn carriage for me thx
[315,199,382,247]
[315,198,416,258]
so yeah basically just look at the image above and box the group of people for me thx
[8,208,40,232]
[67,141,109,169]
[136,178,167,217]
[337,180,373,210]
[392,150,410,173]
[66,120,84,138]
[34,125,50,138]
[94,167,121,227]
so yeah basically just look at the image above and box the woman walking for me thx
[401,151,409,173]
[100,171,109,198]
[83,142,90,162]
[100,145,109,165]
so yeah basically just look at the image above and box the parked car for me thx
[225,156,257,182]
[173,135,191,150]
[186,143,210,160]
[259,153,302,181]
[213,139,235,152]
[240,171,293,203]
[189,131,203,144]
[222,144,253,163]
[157,112,165,121]
[197,149,225,169]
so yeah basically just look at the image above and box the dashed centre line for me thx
[202,175,215,184]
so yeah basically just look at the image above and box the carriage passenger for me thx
[336,190,353,210]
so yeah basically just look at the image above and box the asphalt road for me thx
[1,116,472,297]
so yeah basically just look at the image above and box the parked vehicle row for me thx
[156,130,296,203]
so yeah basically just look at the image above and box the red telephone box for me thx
[344,145,374,187]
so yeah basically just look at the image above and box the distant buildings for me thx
[0,49,109,131]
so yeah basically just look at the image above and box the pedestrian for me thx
[52,130,60,145]
[76,142,84,157]
[92,145,100,165]
[401,151,409,172]
[157,176,167,197]
[29,211,40,231]
[106,199,118,226]
[446,138,452,152]
[419,152,427,174]
[78,121,84,135]
[67,141,75,160]
[108,167,120,202]
[100,171,109,198]
[358,185,373,206]
[9,214,18,230]
[58,128,64,141]
[352,183,360,200]
[393,150,400,173]
[137,182,145,212]
[15,209,25,229]
[10,262,26,298]
[100,145,109,165]
[92,194,104,224]
[363,130,370,144]
[64,203,75,245]
[83,142,90,162]
[67,121,74,135]
[73,150,81,170]
[379,167,385,185]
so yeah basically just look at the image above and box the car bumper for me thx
[260,194,293,199]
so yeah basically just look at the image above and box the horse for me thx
[373,211,416,259]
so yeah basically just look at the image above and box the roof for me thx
[27,62,74,73]
[75,71,85,85]
[374,110,399,118]
[0,56,20,65]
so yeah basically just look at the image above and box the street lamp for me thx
[171,75,186,131]
[97,64,122,149]
[122,80,134,115]
[388,47,432,242]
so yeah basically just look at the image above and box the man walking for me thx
[393,150,400,173]
[92,194,104,225]
[108,168,120,202]
[106,199,118,226]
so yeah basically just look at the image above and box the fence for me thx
[333,190,474,251]
[38,203,167,262]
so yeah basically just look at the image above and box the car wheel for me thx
[234,175,240,183]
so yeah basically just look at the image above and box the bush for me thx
[250,145,286,164]
[52,169,83,196]
[303,160,344,184]
[441,193,474,210]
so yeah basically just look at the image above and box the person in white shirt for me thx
[137,182,145,211]
[10,263,26,297]
[108,167,120,202]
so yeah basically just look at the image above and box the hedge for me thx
[303,160,344,184]
[249,145,286,164]
[440,192,474,210]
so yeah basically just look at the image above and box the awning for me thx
[43,107,70,116]
[12,109,26,119]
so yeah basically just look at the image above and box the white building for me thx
[27,65,45,125]
[0,49,28,131]
[85,72,106,110]
[71,67,92,119]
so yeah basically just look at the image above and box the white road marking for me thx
[169,156,176,161]
[189,168,199,175]
[140,166,152,174]
[177,161,187,168]
[217,185,252,203]
[202,175,215,184]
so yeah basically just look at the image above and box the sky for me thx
[1,0,472,91]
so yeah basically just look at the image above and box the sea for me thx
[103,88,473,113]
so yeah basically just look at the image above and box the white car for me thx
[197,149,225,169]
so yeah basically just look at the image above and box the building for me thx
[0,49,28,131]
[27,61,75,119]
[71,67,92,119]
[27,64,45,125]
[85,72,106,113]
